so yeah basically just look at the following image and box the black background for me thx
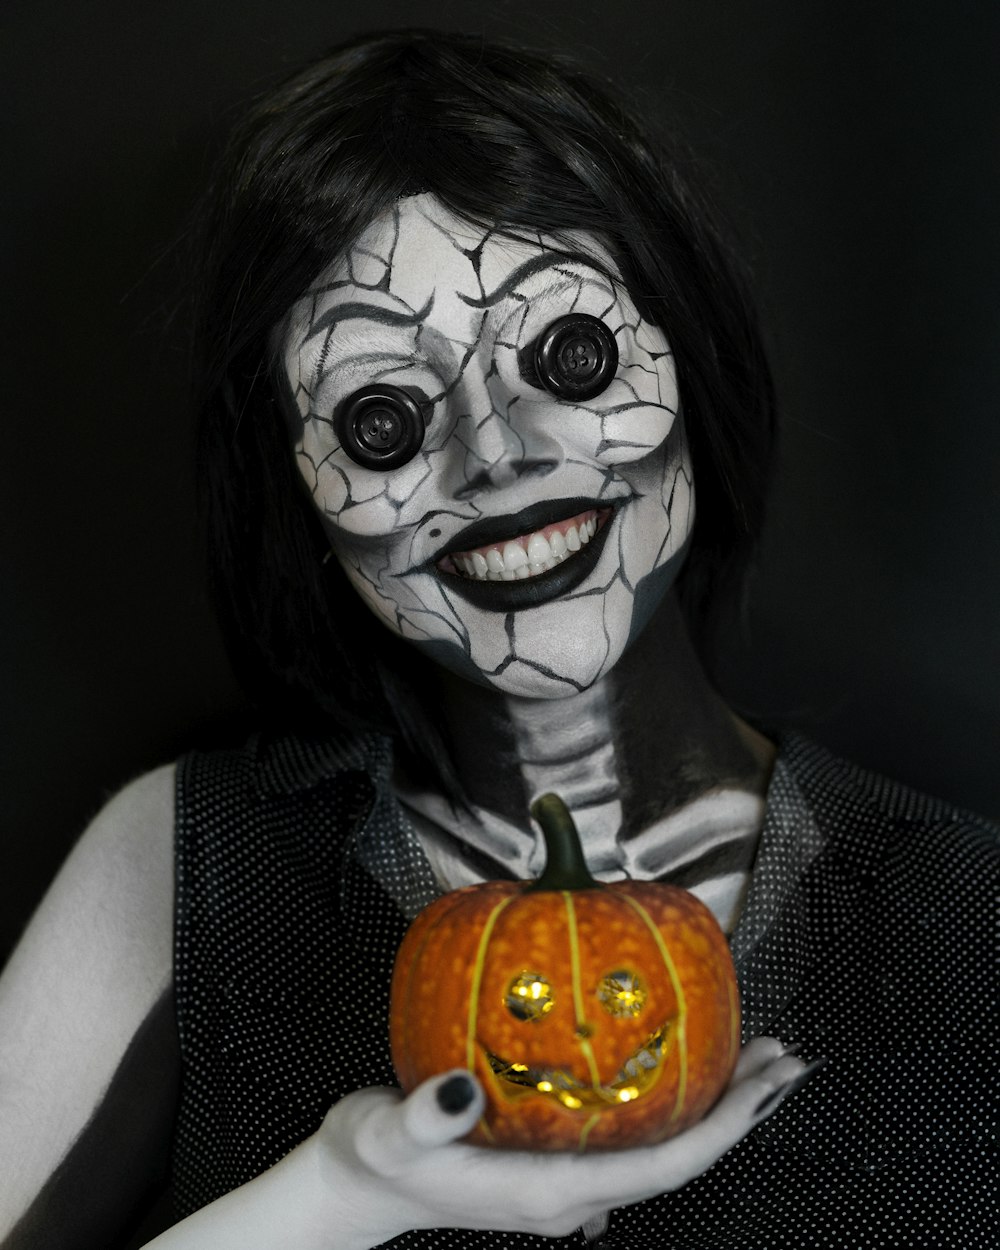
[3,0,999,967]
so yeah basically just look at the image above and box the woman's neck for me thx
[394,593,775,930]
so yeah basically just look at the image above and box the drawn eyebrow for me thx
[316,350,444,391]
[459,250,615,310]
[304,293,435,343]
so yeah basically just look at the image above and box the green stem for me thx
[526,793,602,892]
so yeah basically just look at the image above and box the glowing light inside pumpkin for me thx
[506,972,555,1022]
[597,970,647,1018]
[486,1019,676,1113]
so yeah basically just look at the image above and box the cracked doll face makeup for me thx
[279,194,693,698]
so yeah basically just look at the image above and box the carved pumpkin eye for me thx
[596,970,647,1019]
[531,313,618,401]
[335,383,426,470]
[505,972,555,1022]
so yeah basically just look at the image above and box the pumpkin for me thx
[390,793,740,1151]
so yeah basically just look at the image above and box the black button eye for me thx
[335,384,426,470]
[533,314,618,401]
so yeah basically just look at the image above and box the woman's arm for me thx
[0,765,178,1249]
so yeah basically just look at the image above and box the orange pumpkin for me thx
[390,794,740,1151]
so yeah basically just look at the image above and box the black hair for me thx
[194,28,776,742]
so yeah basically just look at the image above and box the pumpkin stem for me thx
[527,793,602,892]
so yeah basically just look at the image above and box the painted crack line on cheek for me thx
[397,603,472,653]
[613,377,645,406]
[597,431,673,457]
[406,583,473,653]
[627,359,661,384]
[564,457,619,497]
[295,446,322,495]
[289,369,314,416]
[648,462,692,570]
[561,560,629,605]
[387,458,433,512]
[316,455,355,507]
[616,516,637,596]
[652,356,675,408]
[351,538,472,653]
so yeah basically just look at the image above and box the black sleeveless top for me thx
[172,730,998,1247]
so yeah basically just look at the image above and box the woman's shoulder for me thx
[2,760,178,1031]
[14,761,178,965]
[768,731,998,961]
[774,732,999,850]
[83,760,177,856]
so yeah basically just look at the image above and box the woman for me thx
[1,29,994,1250]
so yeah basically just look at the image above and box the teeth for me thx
[502,541,528,571]
[442,509,608,582]
[527,533,552,564]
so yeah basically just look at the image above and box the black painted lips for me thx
[430,496,618,612]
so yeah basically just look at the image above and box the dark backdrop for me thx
[3,0,999,964]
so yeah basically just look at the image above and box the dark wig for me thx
[194,28,776,739]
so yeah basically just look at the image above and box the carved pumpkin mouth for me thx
[483,1019,676,1112]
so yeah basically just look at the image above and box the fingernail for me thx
[781,1041,804,1058]
[754,1056,828,1118]
[436,1074,475,1114]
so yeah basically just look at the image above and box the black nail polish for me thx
[754,1057,828,1118]
[436,1074,475,1114]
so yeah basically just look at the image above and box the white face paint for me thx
[280,194,693,698]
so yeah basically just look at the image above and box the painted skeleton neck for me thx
[394,595,773,935]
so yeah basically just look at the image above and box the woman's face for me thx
[279,194,692,699]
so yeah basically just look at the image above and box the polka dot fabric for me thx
[173,730,999,1246]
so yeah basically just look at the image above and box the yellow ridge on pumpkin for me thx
[617,893,689,1124]
[578,1111,602,1153]
[564,892,602,1090]
[726,971,741,1068]
[466,895,515,1072]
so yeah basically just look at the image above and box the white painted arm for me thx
[0,765,177,1248]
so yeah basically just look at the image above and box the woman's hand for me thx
[318,1037,807,1247]
[142,1039,807,1249]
